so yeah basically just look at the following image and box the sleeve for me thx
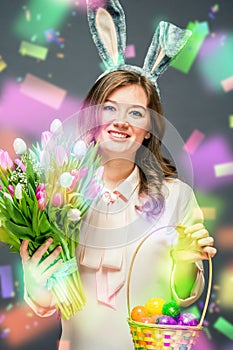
[24,288,57,318]
[170,182,205,306]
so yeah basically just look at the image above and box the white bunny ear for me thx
[143,21,192,81]
[96,8,118,65]
[87,0,126,69]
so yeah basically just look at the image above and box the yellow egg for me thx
[145,298,166,316]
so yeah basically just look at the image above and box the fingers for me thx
[20,240,30,263]
[38,246,62,274]
[203,246,217,258]
[30,238,54,265]
[184,223,204,234]
[191,228,209,240]
[42,259,63,283]
[197,236,214,247]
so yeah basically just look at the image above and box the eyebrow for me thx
[105,99,147,112]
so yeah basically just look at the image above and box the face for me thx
[96,85,151,160]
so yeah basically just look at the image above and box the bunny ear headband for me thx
[86,0,192,98]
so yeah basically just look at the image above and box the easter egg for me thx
[131,306,149,322]
[156,315,177,325]
[145,298,166,316]
[162,301,180,319]
[177,313,198,326]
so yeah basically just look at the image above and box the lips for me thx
[108,130,130,139]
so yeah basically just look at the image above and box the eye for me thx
[129,110,144,118]
[103,104,116,112]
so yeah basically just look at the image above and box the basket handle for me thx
[126,225,213,327]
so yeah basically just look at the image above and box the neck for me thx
[102,159,135,190]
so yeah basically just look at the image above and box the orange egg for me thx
[145,298,166,316]
[131,305,149,322]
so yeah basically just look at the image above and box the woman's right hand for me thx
[20,238,63,304]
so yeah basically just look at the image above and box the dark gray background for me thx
[0,0,233,349]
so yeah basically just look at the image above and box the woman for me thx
[20,70,217,350]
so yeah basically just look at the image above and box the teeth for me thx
[110,132,128,139]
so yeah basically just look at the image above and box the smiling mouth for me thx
[108,131,130,139]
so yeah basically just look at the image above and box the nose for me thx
[113,120,129,129]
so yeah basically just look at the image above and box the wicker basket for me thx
[127,227,213,350]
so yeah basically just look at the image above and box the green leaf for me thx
[0,226,21,251]
[26,157,36,190]
[5,220,33,240]
[38,211,51,234]
[32,201,39,236]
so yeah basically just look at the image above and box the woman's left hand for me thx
[171,223,217,263]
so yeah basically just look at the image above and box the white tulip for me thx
[67,208,81,221]
[73,140,87,158]
[50,118,62,133]
[15,183,23,200]
[13,138,27,155]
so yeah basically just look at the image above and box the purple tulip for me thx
[0,150,13,171]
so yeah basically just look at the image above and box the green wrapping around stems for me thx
[47,257,78,290]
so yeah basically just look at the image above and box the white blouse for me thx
[25,166,205,350]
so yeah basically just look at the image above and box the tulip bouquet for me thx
[0,118,103,320]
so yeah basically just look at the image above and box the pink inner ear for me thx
[151,47,166,73]
[96,7,119,65]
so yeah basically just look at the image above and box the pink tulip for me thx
[14,158,26,172]
[8,185,14,196]
[0,185,2,191]
[52,192,63,206]
[41,131,53,149]
[36,184,47,210]
[55,146,68,166]
[0,150,13,171]
[68,167,88,191]
[36,183,46,192]
[38,198,46,210]
[86,178,102,200]
[94,166,104,182]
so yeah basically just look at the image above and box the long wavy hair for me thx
[81,70,177,216]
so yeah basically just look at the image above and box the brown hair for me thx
[82,70,177,216]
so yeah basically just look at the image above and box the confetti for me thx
[216,226,233,249]
[125,44,136,59]
[14,0,70,44]
[190,135,233,190]
[229,115,233,128]
[0,59,7,72]
[0,265,15,298]
[213,317,233,340]
[200,207,216,220]
[171,21,209,73]
[214,161,233,177]
[183,129,205,154]
[20,73,67,109]
[19,41,48,60]
[221,76,233,92]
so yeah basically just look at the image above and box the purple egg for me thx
[156,315,177,325]
[177,313,198,326]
